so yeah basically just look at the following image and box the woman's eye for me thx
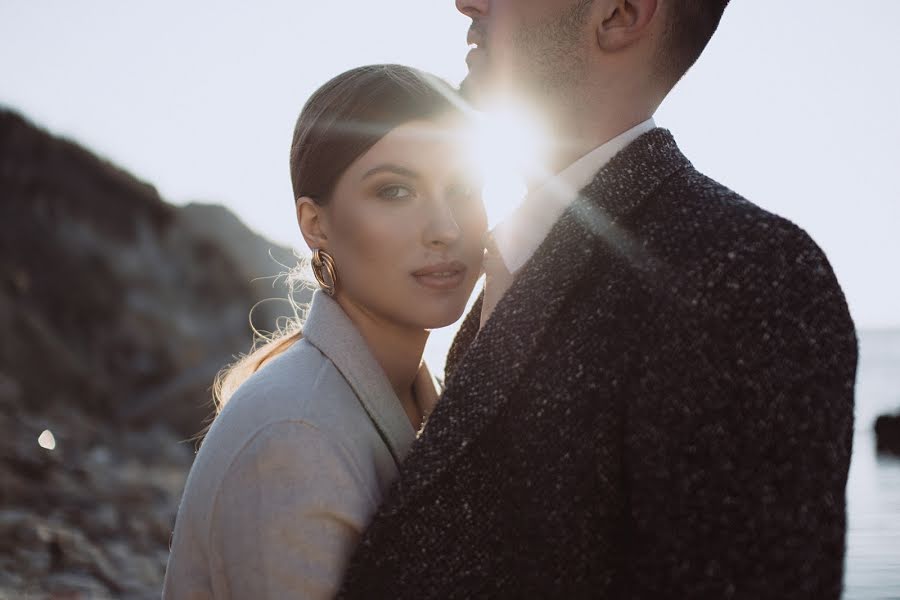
[378,185,413,199]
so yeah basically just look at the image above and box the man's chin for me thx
[461,66,533,110]
[460,72,500,108]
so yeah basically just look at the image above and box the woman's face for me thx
[311,117,487,330]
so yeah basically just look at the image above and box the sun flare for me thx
[466,101,548,228]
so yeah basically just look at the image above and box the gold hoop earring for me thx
[311,249,337,296]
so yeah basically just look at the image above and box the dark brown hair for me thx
[658,0,730,86]
[290,64,461,205]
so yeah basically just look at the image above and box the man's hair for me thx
[658,0,730,87]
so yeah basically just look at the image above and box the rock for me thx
[44,523,122,592]
[0,371,22,406]
[0,510,47,564]
[0,108,315,598]
[44,572,115,599]
[0,407,195,598]
[0,108,309,436]
[177,201,306,334]
[119,356,229,438]
[0,570,28,594]
[875,412,900,456]
[85,504,120,539]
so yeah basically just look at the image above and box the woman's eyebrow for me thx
[360,164,421,181]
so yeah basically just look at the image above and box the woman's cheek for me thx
[343,207,409,285]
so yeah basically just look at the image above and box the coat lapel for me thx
[444,291,482,381]
[384,128,692,511]
[302,291,417,465]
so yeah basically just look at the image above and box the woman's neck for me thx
[335,295,429,427]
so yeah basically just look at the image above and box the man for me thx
[339,1,857,597]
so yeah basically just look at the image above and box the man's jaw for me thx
[459,72,485,105]
[462,23,492,103]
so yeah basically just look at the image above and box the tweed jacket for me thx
[162,291,438,599]
[338,129,858,599]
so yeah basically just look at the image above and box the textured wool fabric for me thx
[480,232,515,329]
[337,129,857,599]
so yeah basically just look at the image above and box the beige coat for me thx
[162,291,439,599]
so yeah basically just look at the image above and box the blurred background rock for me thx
[0,109,309,599]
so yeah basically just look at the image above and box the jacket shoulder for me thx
[647,167,837,280]
[166,339,390,579]
[185,339,376,510]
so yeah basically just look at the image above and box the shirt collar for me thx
[492,117,657,273]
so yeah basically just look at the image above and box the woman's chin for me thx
[412,303,471,331]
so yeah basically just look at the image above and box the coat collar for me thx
[302,290,438,465]
[382,128,692,512]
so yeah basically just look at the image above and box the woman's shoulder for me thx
[165,339,388,592]
[227,338,335,411]
[174,337,384,511]
[192,341,363,476]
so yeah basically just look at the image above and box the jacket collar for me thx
[383,128,692,511]
[302,290,438,464]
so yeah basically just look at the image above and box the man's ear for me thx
[595,0,658,52]
[296,197,329,251]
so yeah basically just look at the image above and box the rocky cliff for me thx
[0,108,309,598]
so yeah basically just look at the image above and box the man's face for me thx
[457,0,595,106]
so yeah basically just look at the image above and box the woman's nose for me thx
[424,200,462,248]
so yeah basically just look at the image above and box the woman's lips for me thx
[412,262,467,291]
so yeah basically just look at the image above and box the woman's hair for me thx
[290,64,461,204]
[208,65,462,421]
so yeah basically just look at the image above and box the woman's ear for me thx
[595,0,658,53]
[296,196,329,251]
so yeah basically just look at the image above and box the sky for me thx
[2,1,899,372]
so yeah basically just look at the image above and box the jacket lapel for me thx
[444,291,483,381]
[384,128,692,510]
[302,291,417,465]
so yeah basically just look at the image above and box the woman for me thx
[162,65,487,598]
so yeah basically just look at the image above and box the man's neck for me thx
[546,117,653,175]
[538,90,657,175]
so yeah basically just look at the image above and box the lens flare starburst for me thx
[466,101,548,228]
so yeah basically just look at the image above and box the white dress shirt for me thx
[491,118,656,274]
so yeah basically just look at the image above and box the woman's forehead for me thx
[350,119,474,173]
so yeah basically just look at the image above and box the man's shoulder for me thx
[598,128,818,263]
[649,166,827,269]
[617,164,852,332]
